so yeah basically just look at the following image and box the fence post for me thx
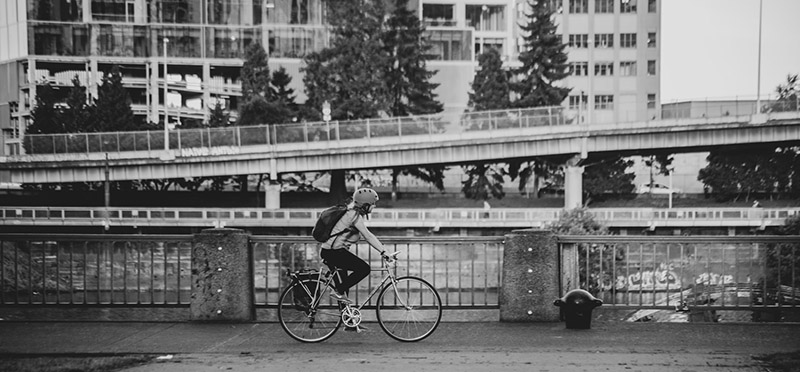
[191,228,254,322]
[500,229,560,322]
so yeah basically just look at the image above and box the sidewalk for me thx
[1,321,798,371]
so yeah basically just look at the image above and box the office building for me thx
[0,0,660,156]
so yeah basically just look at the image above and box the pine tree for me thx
[383,0,443,117]
[271,67,298,123]
[93,65,138,132]
[240,42,272,101]
[513,0,571,108]
[62,76,88,133]
[468,48,511,111]
[208,101,230,127]
[27,83,61,135]
[302,0,390,121]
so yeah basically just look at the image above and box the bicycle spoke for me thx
[278,279,341,343]
[376,277,442,342]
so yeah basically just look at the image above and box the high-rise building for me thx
[0,0,660,156]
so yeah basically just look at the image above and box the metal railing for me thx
[19,106,570,155]
[250,236,504,309]
[0,234,504,310]
[559,236,800,313]
[1,206,797,229]
[3,233,797,315]
[0,234,194,306]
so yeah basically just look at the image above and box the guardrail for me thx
[559,235,800,316]
[1,206,797,229]
[2,233,797,318]
[19,106,570,156]
[0,234,503,310]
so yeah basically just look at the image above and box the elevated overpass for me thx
[2,106,800,208]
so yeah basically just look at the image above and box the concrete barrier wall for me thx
[500,229,560,322]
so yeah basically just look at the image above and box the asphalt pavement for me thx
[1,320,799,371]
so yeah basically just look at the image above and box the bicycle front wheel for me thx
[376,276,442,342]
[278,279,342,343]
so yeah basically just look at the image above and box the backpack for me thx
[311,205,350,242]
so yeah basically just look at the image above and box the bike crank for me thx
[341,305,362,327]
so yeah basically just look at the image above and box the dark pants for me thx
[320,248,370,294]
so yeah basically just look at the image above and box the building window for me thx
[647,60,656,75]
[428,29,471,61]
[466,5,506,31]
[594,62,613,76]
[423,3,456,26]
[569,95,588,110]
[569,0,588,13]
[620,33,637,48]
[568,34,588,48]
[594,33,613,48]
[595,0,613,13]
[647,94,656,109]
[620,0,637,13]
[647,32,656,47]
[619,61,637,76]
[648,0,657,12]
[571,62,589,76]
[595,95,614,110]
[546,0,563,13]
[476,37,505,56]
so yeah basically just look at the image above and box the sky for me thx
[661,0,800,103]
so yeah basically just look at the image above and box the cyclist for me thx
[319,188,387,305]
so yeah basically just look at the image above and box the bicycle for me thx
[278,251,442,343]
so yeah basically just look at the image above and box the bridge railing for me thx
[559,235,800,316]
[0,234,503,310]
[1,206,797,228]
[19,106,572,155]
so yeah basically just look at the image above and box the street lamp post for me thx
[163,37,169,150]
[756,0,763,113]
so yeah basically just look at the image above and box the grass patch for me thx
[755,351,800,372]
[0,355,155,372]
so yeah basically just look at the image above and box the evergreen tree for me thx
[468,48,511,111]
[582,157,635,205]
[513,0,571,107]
[208,101,230,127]
[238,42,284,126]
[62,76,89,133]
[302,0,390,122]
[240,42,273,101]
[27,83,61,135]
[270,67,298,123]
[461,163,506,201]
[383,0,443,116]
[93,65,138,132]
[302,0,391,203]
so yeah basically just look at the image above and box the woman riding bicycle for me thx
[319,188,387,304]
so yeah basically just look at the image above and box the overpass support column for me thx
[564,165,584,209]
[265,183,280,209]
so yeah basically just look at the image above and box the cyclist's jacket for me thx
[320,208,362,250]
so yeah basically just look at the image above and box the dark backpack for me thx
[311,205,350,242]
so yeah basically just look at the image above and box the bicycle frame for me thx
[294,256,408,315]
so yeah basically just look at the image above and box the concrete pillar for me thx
[500,229,560,322]
[265,183,280,209]
[564,165,584,209]
[191,228,253,322]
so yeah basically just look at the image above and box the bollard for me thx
[554,289,603,329]
[500,229,560,322]
[191,228,253,322]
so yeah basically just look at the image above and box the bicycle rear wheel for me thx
[278,279,342,343]
[376,276,442,342]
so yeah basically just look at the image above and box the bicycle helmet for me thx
[353,188,379,206]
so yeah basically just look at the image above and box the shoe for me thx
[344,325,368,333]
[330,291,352,304]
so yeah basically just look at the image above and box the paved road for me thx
[1,321,798,371]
